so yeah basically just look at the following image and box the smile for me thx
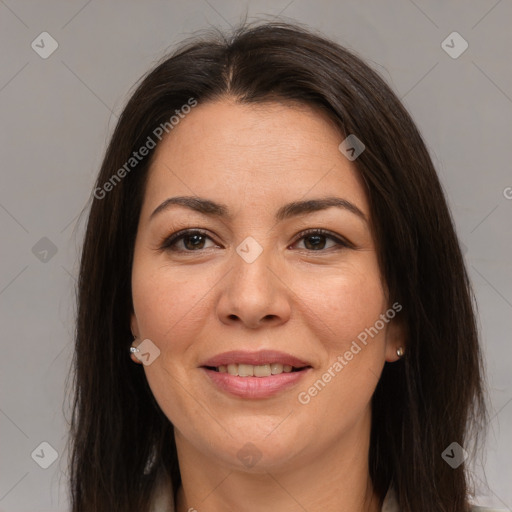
[200,350,313,398]
[201,365,312,399]
[207,363,308,377]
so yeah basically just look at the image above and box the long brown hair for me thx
[68,21,487,511]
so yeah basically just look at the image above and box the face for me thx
[130,98,404,473]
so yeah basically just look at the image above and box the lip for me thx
[201,366,312,399]
[199,350,312,399]
[200,350,311,368]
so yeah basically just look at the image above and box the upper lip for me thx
[200,350,311,368]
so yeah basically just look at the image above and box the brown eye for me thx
[292,229,351,251]
[302,234,330,250]
[160,230,216,252]
[181,233,208,250]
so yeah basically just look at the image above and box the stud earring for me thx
[130,334,140,355]
[396,346,404,358]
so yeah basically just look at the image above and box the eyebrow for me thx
[149,195,367,223]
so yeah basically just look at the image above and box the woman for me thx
[68,21,491,511]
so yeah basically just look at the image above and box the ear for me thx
[384,312,407,363]
[130,312,142,365]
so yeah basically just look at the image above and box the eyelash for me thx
[159,228,352,253]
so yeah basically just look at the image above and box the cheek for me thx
[291,261,388,422]
[293,258,387,349]
[131,262,213,427]
[131,260,213,346]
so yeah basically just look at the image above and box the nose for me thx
[216,244,291,329]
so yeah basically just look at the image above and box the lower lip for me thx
[201,367,311,399]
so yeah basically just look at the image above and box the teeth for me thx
[215,363,300,377]
[238,364,254,377]
[254,364,271,377]
[270,363,283,374]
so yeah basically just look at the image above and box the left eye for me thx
[292,229,348,251]
[160,229,349,252]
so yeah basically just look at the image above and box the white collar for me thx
[378,486,502,512]
[381,486,400,511]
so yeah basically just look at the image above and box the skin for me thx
[130,98,405,512]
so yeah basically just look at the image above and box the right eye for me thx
[159,229,219,252]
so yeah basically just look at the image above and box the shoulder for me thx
[381,486,400,511]
[470,508,509,511]
[149,469,175,512]
[382,487,506,511]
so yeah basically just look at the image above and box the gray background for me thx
[1,1,511,510]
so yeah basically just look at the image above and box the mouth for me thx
[203,363,310,377]
[200,349,312,370]
[199,350,313,399]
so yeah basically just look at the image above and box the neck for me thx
[173,411,381,512]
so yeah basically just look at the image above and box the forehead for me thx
[142,99,369,218]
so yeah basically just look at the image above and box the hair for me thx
[67,20,487,512]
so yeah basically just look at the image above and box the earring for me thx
[130,334,140,355]
[396,346,404,358]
